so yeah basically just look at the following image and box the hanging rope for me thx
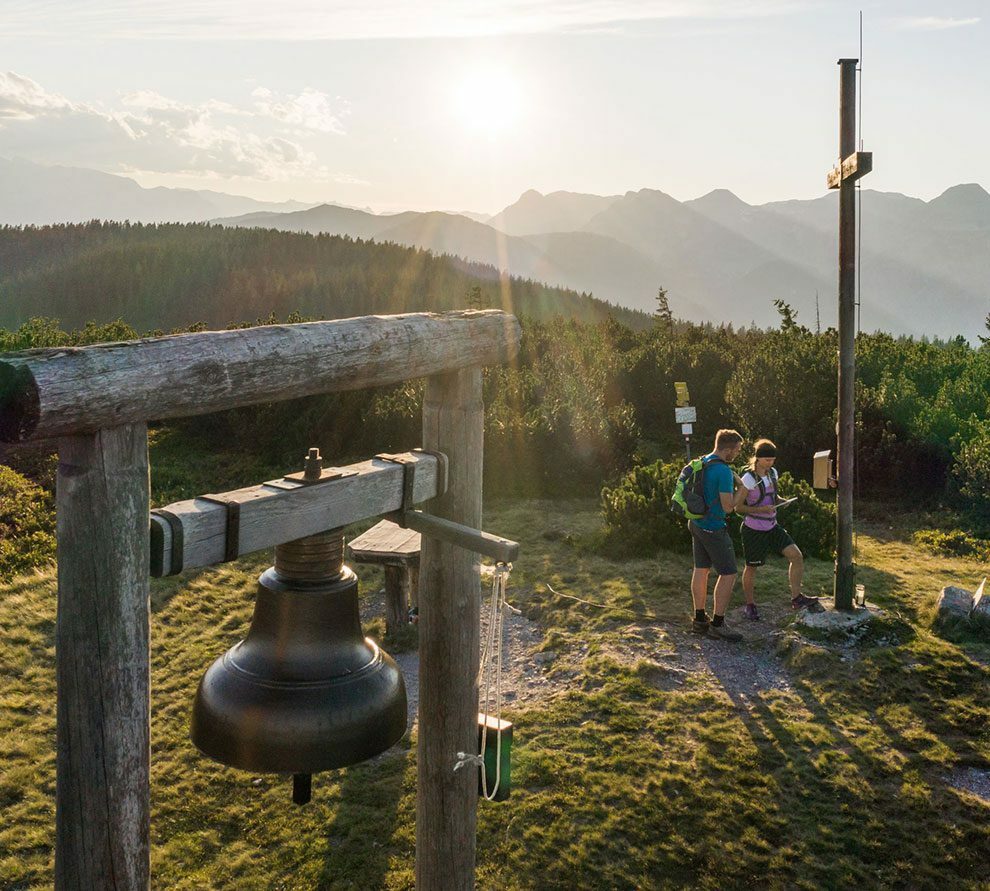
[454,562,511,801]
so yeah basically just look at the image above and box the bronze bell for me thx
[191,529,407,804]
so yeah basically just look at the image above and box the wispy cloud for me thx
[0,71,74,119]
[0,72,349,183]
[895,16,981,31]
[252,87,347,134]
[0,1,803,40]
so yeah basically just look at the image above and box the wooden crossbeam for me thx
[149,450,444,576]
[827,150,873,189]
[0,310,520,442]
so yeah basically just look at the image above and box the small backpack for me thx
[748,466,779,504]
[671,456,726,520]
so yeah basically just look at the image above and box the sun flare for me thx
[452,64,524,135]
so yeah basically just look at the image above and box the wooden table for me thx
[348,519,421,635]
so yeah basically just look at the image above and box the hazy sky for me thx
[0,1,985,213]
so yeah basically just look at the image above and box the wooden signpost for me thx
[674,381,695,460]
[0,309,521,890]
[827,59,871,610]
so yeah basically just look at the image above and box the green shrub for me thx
[913,528,990,560]
[600,459,685,556]
[0,466,55,579]
[600,460,836,560]
[952,421,990,521]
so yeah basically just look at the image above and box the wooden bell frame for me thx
[0,310,519,890]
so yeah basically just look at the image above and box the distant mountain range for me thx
[0,157,317,225]
[3,157,988,338]
[213,184,990,338]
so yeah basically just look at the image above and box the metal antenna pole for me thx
[835,58,858,609]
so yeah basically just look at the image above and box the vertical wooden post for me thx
[383,565,409,635]
[417,368,483,891]
[55,424,151,890]
[835,58,858,610]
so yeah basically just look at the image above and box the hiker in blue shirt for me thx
[689,429,749,641]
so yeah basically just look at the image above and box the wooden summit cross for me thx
[0,310,520,891]
[827,58,871,610]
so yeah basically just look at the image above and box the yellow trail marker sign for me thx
[674,381,690,407]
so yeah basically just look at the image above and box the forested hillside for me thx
[0,222,647,332]
[3,307,988,520]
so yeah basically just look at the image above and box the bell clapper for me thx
[293,773,312,806]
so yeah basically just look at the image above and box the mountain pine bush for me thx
[0,466,55,579]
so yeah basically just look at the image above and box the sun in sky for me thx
[451,63,525,137]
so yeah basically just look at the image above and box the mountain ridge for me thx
[4,158,988,339]
[0,157,317,225]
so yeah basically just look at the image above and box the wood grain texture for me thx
[416,368,483,891]
[0,310,521,442]
[348,519,422,634]
[826,150,873,189]
[383,565,412,635]
[149,451,441,576]
[55,424,150,890]
[348,519,422,563]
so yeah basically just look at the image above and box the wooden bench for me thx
[348,519,421,635]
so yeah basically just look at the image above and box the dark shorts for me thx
[741,524,796,567]
[688,521,738,575]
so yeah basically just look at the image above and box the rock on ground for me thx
[936,585,974,621]
[946,767,990,804]
[797,599,876,631]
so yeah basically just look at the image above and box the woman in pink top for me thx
[738,439,822,619]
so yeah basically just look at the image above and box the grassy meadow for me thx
[1,495,988,890]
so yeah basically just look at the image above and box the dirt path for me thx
[373,585,801,727]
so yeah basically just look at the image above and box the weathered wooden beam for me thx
[149,451,443,576]
[401,510,519,564]
[0,310,521,442]
[417,368,483,891]
[826,150,872,189]
[55,424,150,890]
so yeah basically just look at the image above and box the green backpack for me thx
[670,456,726,520]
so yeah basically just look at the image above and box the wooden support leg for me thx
[417,368,483,891]
[55,424,150,890]
[383,565,407,636]
[409,565,420,610]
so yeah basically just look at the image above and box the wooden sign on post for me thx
[673,383,696,460]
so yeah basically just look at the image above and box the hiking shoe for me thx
[743,602,760,621]
[707,621,743,642]
[791,594,825,613]
[691,613,711,634]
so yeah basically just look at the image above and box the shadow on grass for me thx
[316,746,413,890]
